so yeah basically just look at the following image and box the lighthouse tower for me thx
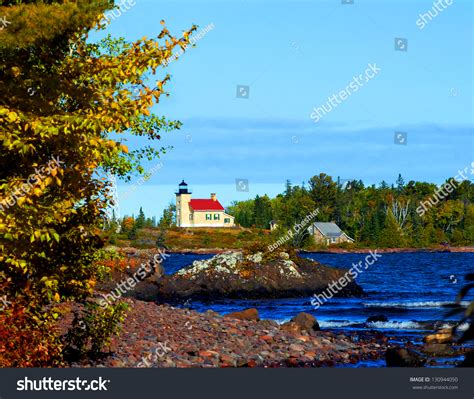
[175,180,192,227]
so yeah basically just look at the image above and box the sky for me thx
[91,0,473,218]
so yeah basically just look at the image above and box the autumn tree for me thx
[0,0,195,365]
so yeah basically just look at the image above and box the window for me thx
[206,213,212,220]
[189,213,193,220]
[224,218,230,223]
[214,213,220,220]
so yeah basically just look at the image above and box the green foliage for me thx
[227,173,474,248]
[135,206,145,229]
[91,247,123,281]
[155,228,167,248]
[201,233,211,246]
[62,300,129,361]
[159,202,176,227]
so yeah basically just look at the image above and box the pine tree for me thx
[135,206,145,229]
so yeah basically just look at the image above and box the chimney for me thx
[210,193,216,201]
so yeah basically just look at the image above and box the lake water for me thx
[162,252,474,366]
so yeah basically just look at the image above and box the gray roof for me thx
[312,222,343,238]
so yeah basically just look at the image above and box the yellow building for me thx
[175,181,235,228]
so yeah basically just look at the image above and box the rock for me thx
[366,315,388,323]
[156,250,364,300]
[422,343,456,357]
[424,328,452,344]
[246,252,263,263]
[281,322,302,335]
[258,319,279,329]
[289,343,305,353]
[385,347,426,367]
[260,335,274,343]
[290,312,320,331]
[225,308,260,321]
[219,354,236,366]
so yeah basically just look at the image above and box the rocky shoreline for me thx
[72,298,387,368]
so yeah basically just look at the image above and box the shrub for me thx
[62,301,129,361]
[0,305,63,367]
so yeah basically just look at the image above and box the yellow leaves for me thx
[120,144,129,153]
[7,111,18,122]
[17,196,26,206]
[11,66,21,77]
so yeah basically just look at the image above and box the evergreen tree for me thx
[135,206,145,229]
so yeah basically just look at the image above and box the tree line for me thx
[227,173,474,248]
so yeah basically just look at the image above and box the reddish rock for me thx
[291,312,320,332]
[280,322,302,335]
[225,308,260,321]
[260,335,274,343]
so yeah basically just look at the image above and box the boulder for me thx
[156,251,364,300]
[225,308,260,321]
[422,343,456,357]
[258,319,279,329]
[291,312,320,331]
[386,347,426,367]
[424,328,452,344]
[366,315,388,323]
[280,322,302,335]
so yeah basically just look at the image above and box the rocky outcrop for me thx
[156,251,364,300]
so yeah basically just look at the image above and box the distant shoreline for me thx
[166,246,474,255]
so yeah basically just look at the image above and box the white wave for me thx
[363,301,470,309]
[440,322,470,332]
[366,321,423,330]
[318,320,358,328]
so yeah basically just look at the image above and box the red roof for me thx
[189,199,224,211]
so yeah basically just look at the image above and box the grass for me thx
[107,227,273,250]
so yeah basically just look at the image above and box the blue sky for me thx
[93,0,473,218]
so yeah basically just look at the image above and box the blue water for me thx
[163,252,473,350]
